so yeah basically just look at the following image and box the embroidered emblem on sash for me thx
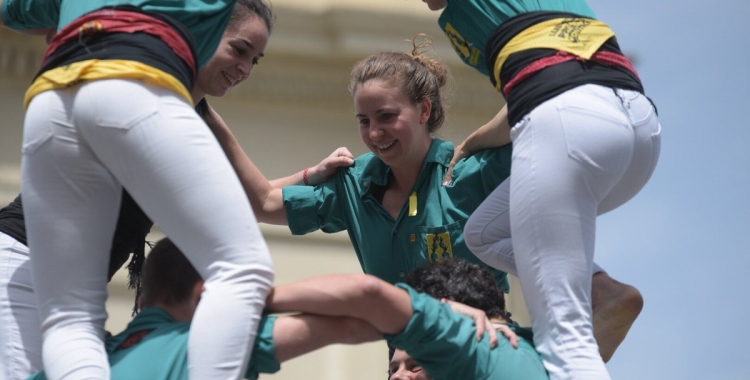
[548,18,591,43]
[427,232,454,264]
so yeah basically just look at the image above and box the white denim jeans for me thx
[21,79,274,380]
[0,233,41,380]
[465,84,661,380]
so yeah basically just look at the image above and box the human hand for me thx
[306,147,355,185]
[492,323,519,349]
[443,141,470,186]
[441,298,499,348]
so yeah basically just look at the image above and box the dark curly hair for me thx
[405,259,507,319]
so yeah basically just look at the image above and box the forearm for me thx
[268,170,307,188]
[273,315,381,363]
[266,274,413,335]
[201,104,288,224]
[462,104,512,153]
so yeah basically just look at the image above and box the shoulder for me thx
[452,145,512,179]
[353,151,378,167]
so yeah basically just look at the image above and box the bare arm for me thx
[269,147,354,189]
[444,104,511,185]
[273,315,381,363]
[200,101,354,224]
[266,274,499,348]
[201,102,287,224]
[265,274,414,335]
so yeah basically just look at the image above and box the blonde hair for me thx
[349,35,451,133]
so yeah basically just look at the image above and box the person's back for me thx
[1,0,236,67]
[26,311,279,380]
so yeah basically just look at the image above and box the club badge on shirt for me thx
[444,23,481,67]
[427,232,454,264]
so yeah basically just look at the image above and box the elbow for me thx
[463,215,486,254]
[357,274,386,297]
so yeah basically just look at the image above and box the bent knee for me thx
[464,216,491,254]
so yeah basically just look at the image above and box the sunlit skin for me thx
[422,0,447,11]
[192,13,269,101]
[354,79,432,179]
[388,349,432,380]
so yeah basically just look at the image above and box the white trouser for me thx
[0,233,41,380]
[21,79,275,380]
[465,84,661,380]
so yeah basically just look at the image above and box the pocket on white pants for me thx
[96,105,159,131]
[90,80,160,131]
[558,104,631,176]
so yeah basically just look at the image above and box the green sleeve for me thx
[450,144,512,199]
[245,316,281,379]
[2,0,61,30]
[476,144,512,196]
[282,179,347,236]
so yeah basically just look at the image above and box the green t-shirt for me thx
[26,308,280,380]
[438,0,597,76]
[283,139,512,291]
[0,0,236,67]
[386,284,549,380]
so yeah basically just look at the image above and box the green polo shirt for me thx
[1,0,236,67]
[385,284,549,380]
[283,139,512,291]
[438,0,596,76]
[26,308,280,380]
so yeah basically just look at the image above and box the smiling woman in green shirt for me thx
[205,37,513,292]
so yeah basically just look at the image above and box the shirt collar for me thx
[357,139,454,195]
[105,308,178,352]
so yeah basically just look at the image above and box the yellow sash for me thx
[492,18,615,91]
[25,59,193,109]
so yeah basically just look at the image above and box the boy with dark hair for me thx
[387,260,546,379]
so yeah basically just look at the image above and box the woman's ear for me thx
[419,97,432,125]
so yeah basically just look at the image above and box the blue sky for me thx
[585,1,750,378]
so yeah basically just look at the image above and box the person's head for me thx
[139,238,203,321]
[421,0,447,11]
[195,0,275,99]
[349,36,451,169]
[405,259,507,319]
[389,349,432,380]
